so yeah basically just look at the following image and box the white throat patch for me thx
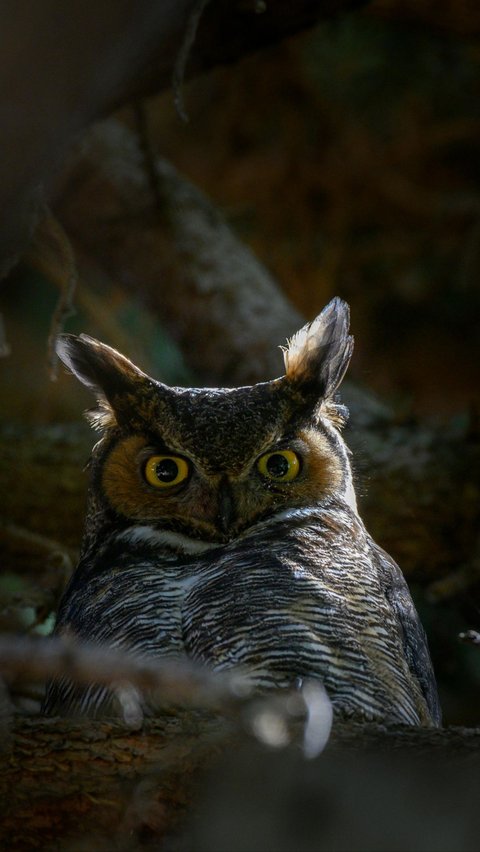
[116,525,220,555]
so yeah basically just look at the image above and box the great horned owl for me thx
[43,298,441,726]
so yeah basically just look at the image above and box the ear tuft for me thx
[84,403,117,432]
[319,400,349,431]
[56,334,149,429]
[283,297,353,398]
[56,334,145,395]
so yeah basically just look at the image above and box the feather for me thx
[283,297,353,398]
[56,334,153,429]
[56,334,146,397]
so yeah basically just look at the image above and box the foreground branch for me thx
[1,628,479,849]
[1,710,479,851]
[0,634,248,716]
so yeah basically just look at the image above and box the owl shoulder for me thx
[369,538,442,725]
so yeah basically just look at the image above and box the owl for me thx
[43,298,441,726]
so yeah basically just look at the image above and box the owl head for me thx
[57,298,355,547]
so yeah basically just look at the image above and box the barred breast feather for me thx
[44,503,440,726]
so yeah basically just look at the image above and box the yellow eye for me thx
[143,455,189,488]
[257,449,300,482]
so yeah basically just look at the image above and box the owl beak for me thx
[217,478,235,536]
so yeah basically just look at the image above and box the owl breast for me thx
[182,503,432,725]
[44,504,436,725]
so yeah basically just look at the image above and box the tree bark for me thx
[1,713,479,851]
[0,712,229,850]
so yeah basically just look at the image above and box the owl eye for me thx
[143,455,190,488]
[257,449,301,482]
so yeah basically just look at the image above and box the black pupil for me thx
[156,458,179,483]
[266,453,290,478]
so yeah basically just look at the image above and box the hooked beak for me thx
[216,477,236,536]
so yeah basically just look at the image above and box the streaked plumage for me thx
[43,298,441,725]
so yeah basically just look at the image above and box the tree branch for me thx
[56,119,304,386]
[1,709,479,850]
[0,0,365,278]
[1,623,479,848]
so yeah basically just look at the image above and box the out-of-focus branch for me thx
[0,634,333,758]
[0,633,250,715]
[0,0,366,278]
[3,0,476,280]
[1,635,479,850]
[57,119,304,386]
[1,706,479,849]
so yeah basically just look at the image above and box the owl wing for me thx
[369,538,442,725]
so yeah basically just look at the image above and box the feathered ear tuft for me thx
[56,334,150,429]
[283,297,353,399]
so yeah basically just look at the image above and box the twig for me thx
[26,207,78,379]
[45,214,78,379]
[132,100,164,211]
[172,0,212,123]
[0,313,10,357]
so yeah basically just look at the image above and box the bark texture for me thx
[0,712,228,850]
[1,713,479,851]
